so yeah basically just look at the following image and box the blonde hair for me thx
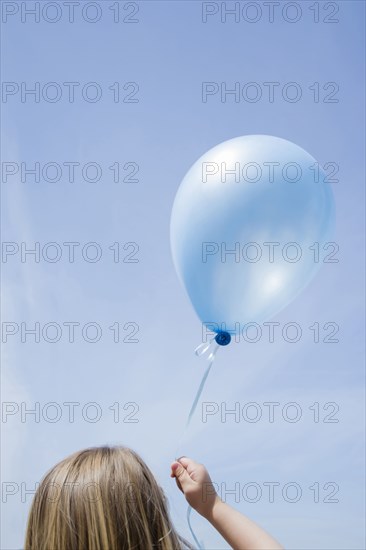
[25,446,193,550]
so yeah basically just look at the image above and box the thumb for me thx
[171,461,195,493]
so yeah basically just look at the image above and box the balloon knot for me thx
[215,331,231,346]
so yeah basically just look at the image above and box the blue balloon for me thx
[170,135,335,336]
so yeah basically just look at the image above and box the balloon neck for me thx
[215,331,231,346]
[194,331,231,362]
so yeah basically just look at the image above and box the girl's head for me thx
[25,446,191,550]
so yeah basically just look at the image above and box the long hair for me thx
[24,446,193,550]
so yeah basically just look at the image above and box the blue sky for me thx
[1,1,365,548]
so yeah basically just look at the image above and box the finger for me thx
[171,461,196,493]
[177,456,201,475]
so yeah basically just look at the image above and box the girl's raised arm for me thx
[171,457,283,550]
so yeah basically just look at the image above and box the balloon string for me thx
[187,505,205,549]
[175,339,220,549]
[186,355,215,427]
[174,339,218,459]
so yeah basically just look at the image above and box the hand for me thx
[170,456,220,518]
